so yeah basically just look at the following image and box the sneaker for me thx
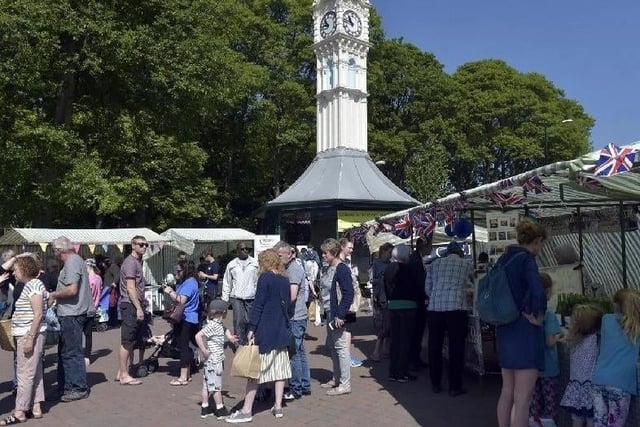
[201,406,213,419]
[283,391,296,401]
[350,356,363,367]
[270,407,283,419]
[214,406,230,420]
[301,389,311,396]
[60,390,89,402]
[226,411,253,424]
[320,380,336,389]
[326,385,351,396]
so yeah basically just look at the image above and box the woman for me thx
[496,220,547,427]
[318,238,354,396]
[338,238,362,368]
[84,258,102,367]
[226,249,292,423]
[163,259,200,385]
[1,256,47,425]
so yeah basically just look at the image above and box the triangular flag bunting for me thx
[116,244,124,253]
[102,244,109,253]
[38,242,48,252]
[88,244,96,254]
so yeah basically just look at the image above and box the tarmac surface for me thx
[0,312,501,427]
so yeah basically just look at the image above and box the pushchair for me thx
[135,323,200,378]
[93,287,111,332]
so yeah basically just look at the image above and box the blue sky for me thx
[371,0,640,149]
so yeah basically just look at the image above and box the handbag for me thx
[163,302,184,324]
[335,268,361,314]
[308,299,317,322]
[0,319,15,352]
[231,344,261,379]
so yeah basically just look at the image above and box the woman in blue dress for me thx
[496,220,547,427]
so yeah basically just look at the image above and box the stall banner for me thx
[253,235,281,257]
[337,210,391,233]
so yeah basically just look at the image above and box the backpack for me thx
[475,252,527,326]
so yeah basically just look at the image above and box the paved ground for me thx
[0,313,500,427]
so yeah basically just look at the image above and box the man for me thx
[305,243,321,267]
[425,241,474,396]
[275,242,311,400]
[174,251,187,276]
[221,242,259,345]
[115,235,150,386]
[408,237,432,370]
[198,251,220,301]
[48,236,93,401]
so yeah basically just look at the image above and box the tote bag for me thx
[231,344,261,379]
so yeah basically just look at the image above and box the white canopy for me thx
[0,227,169,245]
[160,228,256,255]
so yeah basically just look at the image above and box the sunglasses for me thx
[135,242,149,248]
[239,247,250,252]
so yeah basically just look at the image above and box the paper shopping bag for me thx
[231,344,261,379]
[308,300,317,322]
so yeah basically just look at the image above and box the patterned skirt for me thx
[560,379,594,418]
[258,348,291,384]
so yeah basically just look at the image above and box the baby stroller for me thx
[136,323,200,378]
[93,287,111,332]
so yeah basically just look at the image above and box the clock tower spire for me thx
[312,0,371,153]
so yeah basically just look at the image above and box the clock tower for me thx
[312,0,371,152]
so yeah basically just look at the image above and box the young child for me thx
[195,299,238,419]
[592,288,640,427]
[530,272,563,425]
[560,304,603,427]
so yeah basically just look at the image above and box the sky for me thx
[371,0,640,149]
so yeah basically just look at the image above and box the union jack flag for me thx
[521,176,551,194]
[412,209,437,239]
[442,205,456,225]
[578,176,601,190]
[393,213,412,238]
[594,143,637,176]
[495,177,514,191]
[374,222,393,235]
[485,192,525,208]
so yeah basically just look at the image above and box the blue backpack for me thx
[476,252,526,325]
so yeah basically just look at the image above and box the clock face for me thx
[342,10,362,38]
[320,11,337,38]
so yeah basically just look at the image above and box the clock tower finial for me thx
[312,0,371,153]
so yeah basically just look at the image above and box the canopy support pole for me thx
[619,201,628,288]
[576,207,585,295]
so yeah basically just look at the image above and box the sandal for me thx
[169,378,189,386]
[0,415,25,425]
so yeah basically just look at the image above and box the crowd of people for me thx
[0,223,639,426]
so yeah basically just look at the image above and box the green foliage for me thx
[0,1,595,230]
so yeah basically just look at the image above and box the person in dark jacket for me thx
[226,249,292,423]
[384,244,421,382]
[408,237,431,370]
[318,238,354,397]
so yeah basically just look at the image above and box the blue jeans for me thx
[289,320,311,395]
[57,315,89,393]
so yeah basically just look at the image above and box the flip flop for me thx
[120,379,143,386]
[169,379,189,386]
[0,415,25,425]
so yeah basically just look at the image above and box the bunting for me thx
[485,192,525,208]
[412,209,437,239]
[521,176,551,194]
[442,206,455,225]
[87,244,96,254]
[393,213,412,238]
[38,242,47,252]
